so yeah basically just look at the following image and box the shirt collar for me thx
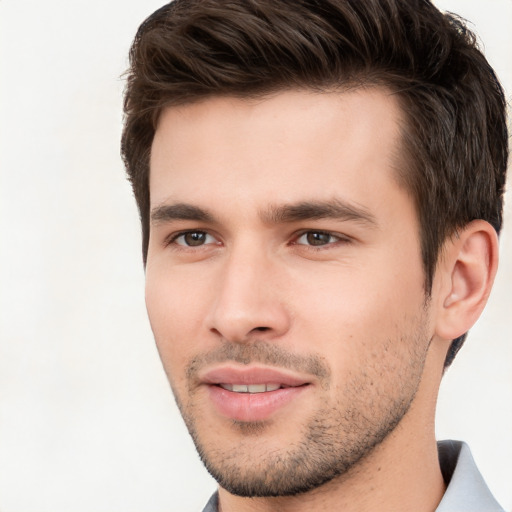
[436,440,504,512]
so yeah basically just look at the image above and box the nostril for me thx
[254,326,270,332]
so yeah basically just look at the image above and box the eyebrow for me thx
[150,203,214,224]
[150,198,377,228]
[262,199,378,227]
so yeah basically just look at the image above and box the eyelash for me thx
[292,230,351,249]
[164,229,351,250]
[165,230,217,248]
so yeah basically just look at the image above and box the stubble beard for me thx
[169,322,430,498]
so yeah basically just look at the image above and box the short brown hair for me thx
[121,0,508,367]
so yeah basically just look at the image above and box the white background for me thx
[0,1,510,511]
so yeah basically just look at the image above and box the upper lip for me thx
[199,365,310,387]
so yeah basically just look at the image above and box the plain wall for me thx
[0,1,510,510]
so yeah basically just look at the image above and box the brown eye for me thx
[306,232,332,246]
[185,232,206,246]
[296,231,339,246]
[174,231,214,247]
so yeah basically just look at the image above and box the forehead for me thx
[149,88,407,217]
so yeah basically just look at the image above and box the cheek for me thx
[145,266,211,379]
[293,261,423,329]
[289,260,426,371]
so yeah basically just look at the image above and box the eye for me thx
[295,231,345,247]
[172,231,216,247]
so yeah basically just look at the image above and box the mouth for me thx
[217,383,290,393]
[200,366,311,422]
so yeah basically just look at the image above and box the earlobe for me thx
[435,220,499,340]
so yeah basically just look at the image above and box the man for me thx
[121,1,508,510]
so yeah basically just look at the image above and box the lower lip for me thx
[207,385,308,422]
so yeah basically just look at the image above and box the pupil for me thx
[307,232,330,246]
[185,232,206,246]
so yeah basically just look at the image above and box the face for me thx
[146,89,433,496]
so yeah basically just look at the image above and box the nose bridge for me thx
[207,238,289,342]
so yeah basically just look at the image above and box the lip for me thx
[200,365,311,422]
[200,366,310,387]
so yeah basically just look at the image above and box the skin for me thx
[145,89,498,512]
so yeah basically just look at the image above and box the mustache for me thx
[186,341,331,384]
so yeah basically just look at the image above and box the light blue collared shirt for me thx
[202,440,504,511]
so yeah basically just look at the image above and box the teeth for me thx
[219,384,282,393]
[247,384,266,393]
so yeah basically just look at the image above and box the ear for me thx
[434,220,499,341]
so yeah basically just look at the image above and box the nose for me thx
[206,244,291,343]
